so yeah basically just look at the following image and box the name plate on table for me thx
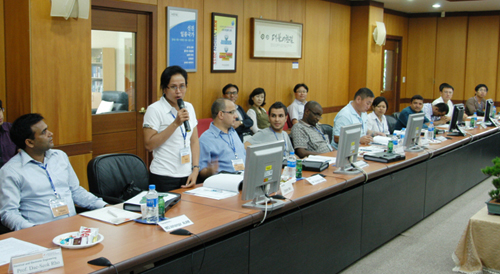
[306,175,327,186]
[280,181,294,196]
[159,215,194,232]
[9,248,64,274]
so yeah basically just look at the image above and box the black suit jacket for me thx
[235,105,253,141]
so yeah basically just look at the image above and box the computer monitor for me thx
[448,104,466,136]
[241,140,286,211]
[484,99,499,127]
[455,103,465,126]
[334,123,362,175]
[403,113,425,152]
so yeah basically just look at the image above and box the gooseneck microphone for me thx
[177,98,191,132]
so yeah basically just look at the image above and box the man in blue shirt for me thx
[332,88,382,149]
[0,114,107,231]
[199,99,246,181]
[395,95,430,130]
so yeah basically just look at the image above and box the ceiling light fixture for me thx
[433,3,441,8]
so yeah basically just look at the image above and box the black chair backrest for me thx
[386,115,398,134]
[87,153,149,203]
[320,124,333,144]
[102,91,129,111]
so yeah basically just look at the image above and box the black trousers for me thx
[149,172,188,192]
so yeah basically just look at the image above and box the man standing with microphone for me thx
[143,66,200,191]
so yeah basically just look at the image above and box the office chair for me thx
[101,91,129,112]
[386,115,398,134]
[87,153,149,204]
[320,124,333,144]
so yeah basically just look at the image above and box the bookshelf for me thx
[91,48,116,93]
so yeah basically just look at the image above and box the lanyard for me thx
[313,126,328,141]
[474,97,484,111]
[270,127,287,156]
[219,131,238,158]
[171,112,188,147]
[31,160,59,198]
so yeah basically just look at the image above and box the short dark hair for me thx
[0,100,3,110]
[372,96,388,108]
[304,100,321,112]
[160,66,188,90]
[248,88,266,107]
[434,102,449,114]
[268,101,288,116]
[439,83,454,92]
[354,88,375,100]
[11,113,44,150]
[222,83,239,96]
[211,98,229,120]
[475,84,488,92]
[293,83,309,93]
[411,95,424,102]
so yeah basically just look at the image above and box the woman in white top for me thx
[246,88,270,134]
[366,96,390,136]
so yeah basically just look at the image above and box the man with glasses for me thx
[222,84,253,141]
[199,98,246,181]
[288,83,309,125]
[0,100,17,167]
[332,88,381,148]
[291,101,333,158]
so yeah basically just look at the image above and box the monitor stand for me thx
[448,128,466,136]
[334,166,361,175]
[404,145,424,152]
[243,196,285,211]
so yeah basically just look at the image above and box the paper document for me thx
[305,155,336,165]
[184,187,238,200]
[80,207,141,225]
[0,238,48,266]
[124,191,179,206]
[371,136,391,146]
[203,173,244,192]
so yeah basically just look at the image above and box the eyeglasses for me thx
[167,85,187,91]
[225,91,238,95]
[221,110,236,115]
[310,110,322,119]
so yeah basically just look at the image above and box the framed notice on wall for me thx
[251,18,303,59]
[211,13,238,73]
[167,7,197,72]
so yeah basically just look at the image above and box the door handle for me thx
[139,107,146,114]
[380,90,385,94]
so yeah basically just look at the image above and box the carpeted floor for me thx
[340,176,495,274]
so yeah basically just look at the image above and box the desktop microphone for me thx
[177,98,191,132]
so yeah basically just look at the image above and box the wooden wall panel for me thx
[407,17,437,100]
[304,1,331,108]
[349,6,369,97]
[466,16,500,101]
[435,16,467,101]
[202,0,244,119]
[92,131,137,156]
[30,0,92,145]
[366,6,384,96]
[4,0,31,122]
[328,3,351,108]
[157,0,205,119]
[242,0,277,109]
[384,13,408,99]
[69,153,93,191]
[275,0,306,108]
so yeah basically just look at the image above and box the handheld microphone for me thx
[177,99,191,132]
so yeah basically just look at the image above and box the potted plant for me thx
[482,157,500,215]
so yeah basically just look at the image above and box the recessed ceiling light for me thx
[433,3,441,8]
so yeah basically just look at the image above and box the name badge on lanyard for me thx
[49,197,69,217]
[171,112,191,165]
[232,158,245,171]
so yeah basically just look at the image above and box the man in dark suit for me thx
[222,84,253,141]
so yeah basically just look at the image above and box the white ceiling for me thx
[350,0,500,14]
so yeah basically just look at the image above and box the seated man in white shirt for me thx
[244,102,294,157]
[0,114,107,231]
[423,102,449,126]
[287,83,308,125]
[432,83,455,122]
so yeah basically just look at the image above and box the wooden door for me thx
[90,2,155,165]
[381,38,401,114]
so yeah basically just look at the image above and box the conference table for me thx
[1,125,499,274]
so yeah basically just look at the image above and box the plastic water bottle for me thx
[470,112,477,128]
[491,106,496,118]
[387,134,394,153]
[287,151,296,181]
[392,133,399,153]
[145,185,158,224]
[428,121,435,140]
